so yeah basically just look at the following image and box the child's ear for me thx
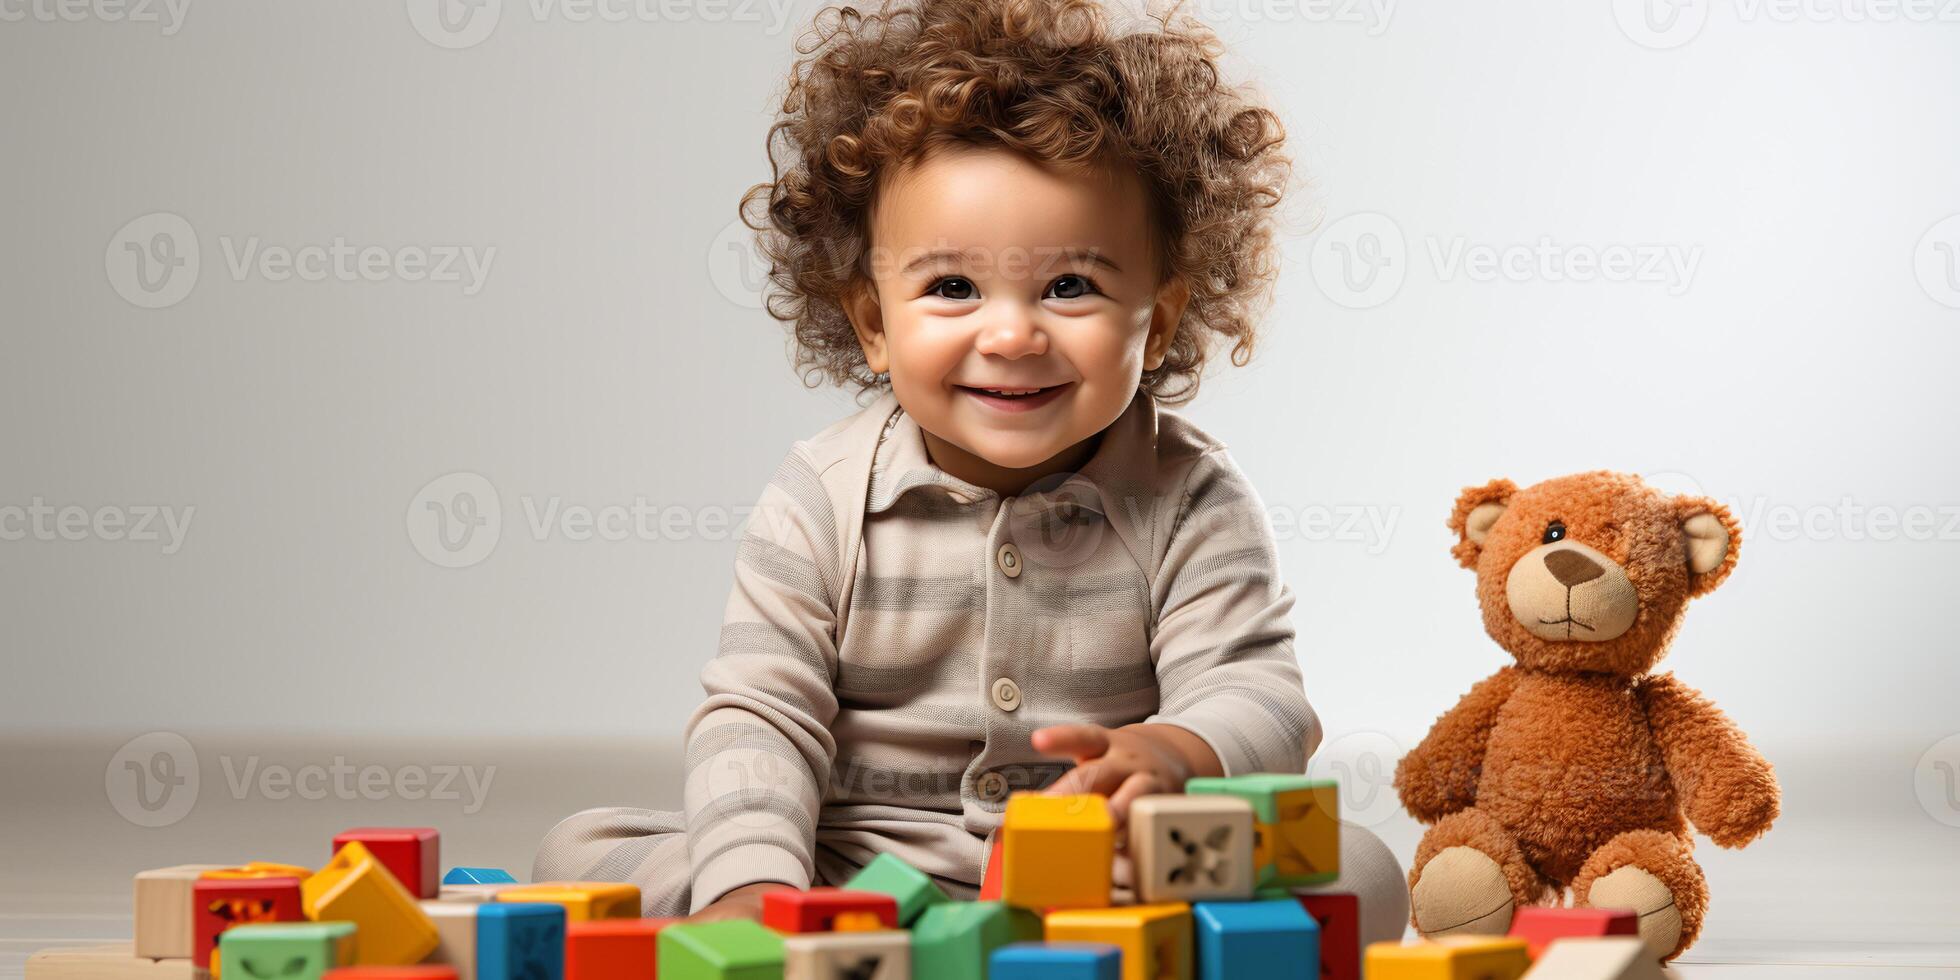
[841,279,889,375]
[1143,277,1190,371]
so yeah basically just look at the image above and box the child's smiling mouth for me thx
[956,382,1074,413]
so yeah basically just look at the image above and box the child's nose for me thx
[974,306,1048,359]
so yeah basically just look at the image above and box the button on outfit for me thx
[996,542,1022,578]
[990,677,1022,712]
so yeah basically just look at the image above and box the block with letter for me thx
[26,943,210,980]
[844,853,948,926]
[303,841,440,965]
[989,942,1120,980]
[1364,937,1530,980]
[192,875,304,969]
[659,919,786,980]
[496,881,640,922]
[566,918,670,980]
[1183,774,1338,887]
[763,888,900,934]
[911,901,1043,980]
[1043,903,1192,980]
[444,868,518,886]
[1507,907,1640,959]
[217,922,357,980]
[1192,899,1318,980]
[478,903,567,980]
[783,930,910,980]
[1001,794,1114,910]
[1522,937,1661,979]
[335,828,441,900]
[1293,892,1359,980]
[419,902,478,979]
[1128,795,1256,904]
[134,865,233,960]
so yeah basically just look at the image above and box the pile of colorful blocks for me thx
[27,774,1657,979]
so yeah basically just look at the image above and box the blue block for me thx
[990,942,1122,980]
[1193,900,1319,980]
[445,866,519,884]
[478,902,566,980]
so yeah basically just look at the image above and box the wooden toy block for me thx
[26,943,210,980]
[1001,794,1115,910]
[783,930,910,980]
[1128,795,1256,904]
[1363,937,1530,980]
[444,868,519,886]
[763,888,901,934]
[844,852,948,926]
[205,862,315,881]
[439,883,512,904]
[419,902,479,979]
[979,836,1005,902]
[495,881,641,921]
[323,970,461,979]
[911,901,1043,980]
[1521,938,1660,979]
[1507,908,1639,959]
[989,942,1121,980]
[1042,904,1192,980]
[192,875,304,969]
[303,840,441,965]
[1192,899,1318,980]
[217,922,357,980]
[336,828,442,900]
[658,919,786,980]
[135,865,234,959]
[1183,775,1338,887]
[566,918,670,980]
[1292,892,1360,980]
[478,903,567,980]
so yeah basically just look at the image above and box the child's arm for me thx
[680,447,844,914]
[1391,667,1517,824]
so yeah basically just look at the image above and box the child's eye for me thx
[927,277,977,300]
[1045,274,1099,300]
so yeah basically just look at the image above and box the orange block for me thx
[566,918,671,980]
[322,970,460,979]
[497,881,641,921]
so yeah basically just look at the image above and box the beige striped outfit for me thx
[534,389,1407,941]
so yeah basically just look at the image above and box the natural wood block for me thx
[134,865,233,960]
[27,943,210,980]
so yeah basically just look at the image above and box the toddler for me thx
[536,0,1406,942]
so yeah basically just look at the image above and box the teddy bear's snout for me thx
[1543,548,1606,587]
[1505,541,1639,645]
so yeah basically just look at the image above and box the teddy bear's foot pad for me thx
[1412,845,1515,938]
[1587,865,1681,960]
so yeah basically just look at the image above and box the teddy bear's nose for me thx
[1544,547,1605,587]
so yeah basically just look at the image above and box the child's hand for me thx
[1032,723,1223,826]
[684,881,796,923]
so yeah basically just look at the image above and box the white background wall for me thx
[2,1,1956,835]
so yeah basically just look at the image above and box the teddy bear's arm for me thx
[1641,672,1781,848]
[1393,666,1519,824]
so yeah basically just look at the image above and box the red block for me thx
[192,876,304,968]
[979,836,1005,901]
[323,969,460,979]
[1295,891,1360,980]
[566,918,672,980]
[332,827,440,899]
[1509,906,1640,958]
[760,888,900,934]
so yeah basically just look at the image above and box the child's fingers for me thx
[1031,723,1112,761]
[1106,770,1162,826]
[1041,758,1122,799]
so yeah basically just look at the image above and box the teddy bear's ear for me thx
[1677,496,1741,597]
[1448,478,1517,569]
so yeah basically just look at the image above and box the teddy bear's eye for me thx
[1542,521,1567,544]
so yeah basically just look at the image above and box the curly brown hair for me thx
[741,0,1291,405]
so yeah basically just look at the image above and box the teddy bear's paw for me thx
[1587,865,1682,960]
[1411,845,1515,938]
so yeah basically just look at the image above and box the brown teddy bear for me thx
[1394,471,1780,961]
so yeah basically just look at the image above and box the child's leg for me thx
[533,805,692,917]
[1296,821,1410,947]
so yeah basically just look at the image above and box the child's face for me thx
[846,145,1187,472]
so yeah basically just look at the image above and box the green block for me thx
[845,852,949,926]
[658,919,786,980]
[217,921,356,980]
[1183,773,1330,823]
[912,901,1043,980]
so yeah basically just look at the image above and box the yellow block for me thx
[495,881,640,921]
[1270,782,1339,882]
[301,841,438,964]
[203,862,315,880]
[1045,903,1191,980]
[1364,937,1531,980]
[1002,793,1115,910]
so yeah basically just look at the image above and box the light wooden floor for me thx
[3,734,1955,978]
